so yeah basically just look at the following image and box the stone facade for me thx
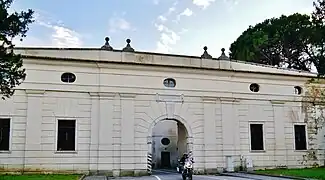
[0,47,324,176]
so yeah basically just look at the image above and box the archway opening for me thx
[150,118,189,170]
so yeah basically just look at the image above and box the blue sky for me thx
[11,0,314,57]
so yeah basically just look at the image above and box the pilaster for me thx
[220,97,240,168]
[100,93,116,171]
[24,89,45,166]
[89,92,116,171]
[120,93,136,171]
[271,101,287,166]
[89,93,99,171]
[202,96,218,170]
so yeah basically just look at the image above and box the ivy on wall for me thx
[301,78,325,166]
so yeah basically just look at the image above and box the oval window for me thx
[249,83,260,92]
[294,86,302,95]
[61,72,76,83]
[163,78,176,88]
[161,138,170,146]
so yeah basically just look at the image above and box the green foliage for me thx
[312,0,325,26]
[256,167,325,180]
[0,174,81,180]
[309,0,325,76]
[0,0,34,100]
[230,1,325,76]
[230,13,312,70]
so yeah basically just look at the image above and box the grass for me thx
[0,174,81,180]
[256,167,325,180]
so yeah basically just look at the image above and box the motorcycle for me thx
[176,159,183,173]
[181,159,193,180]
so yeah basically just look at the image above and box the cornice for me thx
[119,93,137,99]
[201,96,219,103]
[270,100,285,105]
[201,96,240,103]
[18,88,306,103]
[88,92,116,99]
[220,97,240,103]
[25,89,45,96]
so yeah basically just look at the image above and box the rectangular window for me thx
[57,120,76,151]
[0,118,10,151]
[294,125,307,150]
[250,124,264,151]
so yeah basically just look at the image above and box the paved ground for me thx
[83,169,296,180]
[150,169,254,180]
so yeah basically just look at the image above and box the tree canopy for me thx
[0,0,34,99]
[309,0,325,76]
[229,0,325,76]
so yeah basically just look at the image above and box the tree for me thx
[229,13,313,71]
[312,0,325,27]
[0,0,34,100]
[229,0,325,76]
[307,0,325,76]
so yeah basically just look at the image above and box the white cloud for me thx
[154,24,180,53]
[168,7,176,14]
[180,8,193,17]
[36,18,83,47]
[161,31,180,45]
[179,28,189,34]
[193,0,216,9]
[13,11,84,48]
[158,15,167,22]
[176,8,193,21]
[51,26,82,47]
[167,1,178,15]
[156,1,179,22]
[109,16,133,33]
[155,24,165,32]
[153,1,190,53]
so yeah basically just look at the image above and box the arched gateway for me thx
[146,115,193,173]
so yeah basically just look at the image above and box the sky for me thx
[10,0,314,58]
